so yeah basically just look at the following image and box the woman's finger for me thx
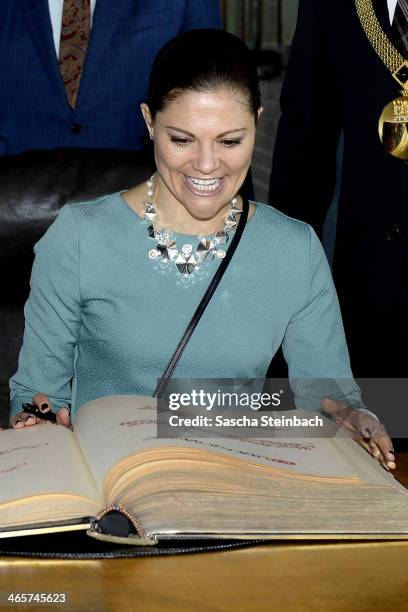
[32,394,52,414]
[371,436,396,469]
[56,407,72,429]
[354,436,372,454]
[368,438,382,459]
[10,412,40,429]
[365,435,396,470]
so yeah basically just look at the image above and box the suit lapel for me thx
[77,0,128,102]
[23,0,72,116]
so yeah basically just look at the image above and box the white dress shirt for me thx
[48,0,97,56]
[388,0,398,24]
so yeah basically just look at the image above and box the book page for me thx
[74,395,394,493]
[0,425,102,506]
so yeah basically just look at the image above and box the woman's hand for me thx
[322,397,396,470]
[9,394,71,429]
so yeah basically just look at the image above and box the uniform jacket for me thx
[269,0,408,376]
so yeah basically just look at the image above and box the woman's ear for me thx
[257,106,264,121]
[140,103,154,140]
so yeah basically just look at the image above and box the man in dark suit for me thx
[269,0,408,381]
[0,0,220,155]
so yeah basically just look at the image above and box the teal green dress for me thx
[10,192,358,419]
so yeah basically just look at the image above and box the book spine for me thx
[94,503,147,539]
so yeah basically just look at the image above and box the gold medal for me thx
[379,94,408,159]
[355,0,408,158]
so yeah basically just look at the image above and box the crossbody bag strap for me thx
[153,197,249,398]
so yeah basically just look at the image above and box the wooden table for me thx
[2,456,408,612]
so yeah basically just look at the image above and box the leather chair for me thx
[0,148,154,426]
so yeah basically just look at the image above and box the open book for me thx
[1,395,408,543]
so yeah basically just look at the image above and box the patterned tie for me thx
[58,0,91,108]
[392,0,408,59]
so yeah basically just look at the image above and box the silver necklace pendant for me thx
[176,252,198,275]
[143,175,241,278]
[196,238,214,261]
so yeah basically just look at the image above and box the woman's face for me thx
[141,88,260,222]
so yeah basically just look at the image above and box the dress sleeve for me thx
[282,226,361,410]
[9,205,81,418]
[180,0,221,30]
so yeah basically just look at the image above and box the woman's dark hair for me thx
[147,29,261,119]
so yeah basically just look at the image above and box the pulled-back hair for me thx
[147,29,261,119]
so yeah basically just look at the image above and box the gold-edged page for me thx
[73,396,408,538]
[0,425,102,529]
[74,395,400,489]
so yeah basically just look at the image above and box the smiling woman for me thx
[8,30,395,470]
[132,88,258,230]
[127,29,262,233]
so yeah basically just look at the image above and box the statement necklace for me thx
[355,0,408,159]
[143,176,242,278]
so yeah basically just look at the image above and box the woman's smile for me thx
[182,173,225,196]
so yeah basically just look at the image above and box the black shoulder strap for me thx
[153,198,249,398]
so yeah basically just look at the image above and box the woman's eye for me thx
[220,139,242,148]
[170,137,192,146]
